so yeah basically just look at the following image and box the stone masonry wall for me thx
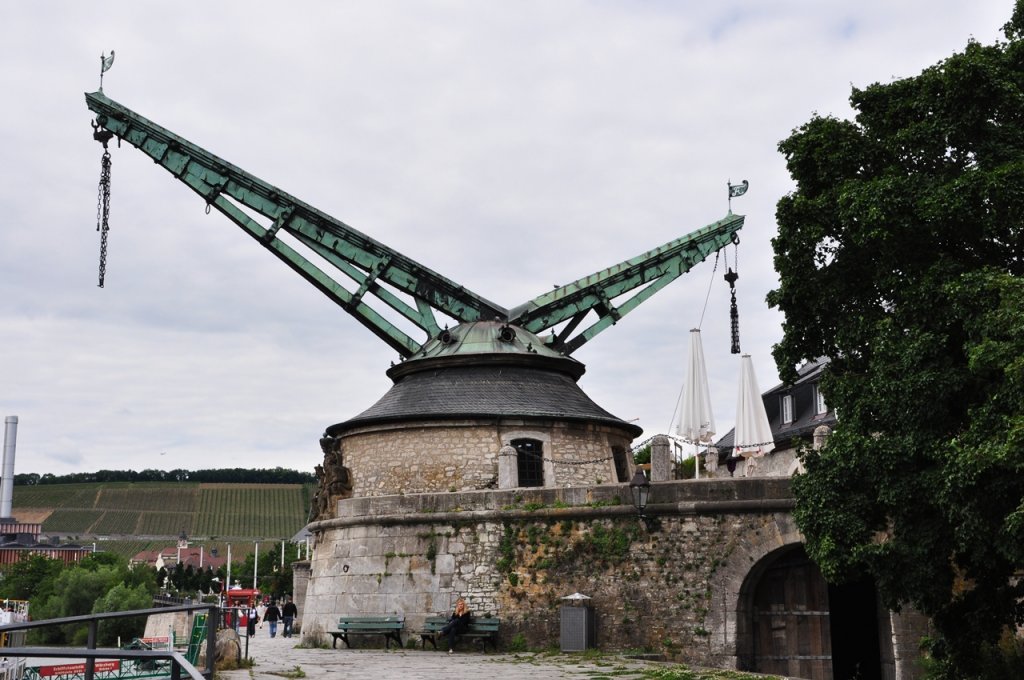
[340,419,634,497]
[303,479,800,669]
[303,479,927,678]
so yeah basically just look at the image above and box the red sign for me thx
[140,636,170,644]
[38,660,121,677]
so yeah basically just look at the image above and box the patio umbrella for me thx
[674,329,716,444]
[733,354,775,459]
[673,329,716,479]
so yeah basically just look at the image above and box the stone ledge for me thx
[307,478,794,531]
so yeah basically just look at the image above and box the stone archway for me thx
[733,544,885,680]
[704,513,805,670]
[704,512,890,680]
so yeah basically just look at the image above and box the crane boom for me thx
[86,91,743,357]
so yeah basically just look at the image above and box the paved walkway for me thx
[220,630,668,680]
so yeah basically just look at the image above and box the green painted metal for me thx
[85,91,744,357]
[508,213,743,354]
[185,614,205,666]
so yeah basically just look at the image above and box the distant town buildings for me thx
[0,520,93,566]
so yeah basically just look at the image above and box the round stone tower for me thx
[312,320,641,508]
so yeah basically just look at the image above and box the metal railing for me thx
[0,603,218,680]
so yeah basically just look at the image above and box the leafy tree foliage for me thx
[0,554,63,600]
[769,5,1024,677]
[93,583,152,645]
[230,541,301,599]
[0,552,160,645]
[30,564,126,644]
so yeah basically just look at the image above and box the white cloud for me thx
[0,0,1010,474]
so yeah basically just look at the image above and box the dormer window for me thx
[781,394,794,424]
[813,385,827,416]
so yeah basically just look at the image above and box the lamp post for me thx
[629,469,651,527]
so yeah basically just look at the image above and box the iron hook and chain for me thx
[724,235,741,354]
[93,120,114,287]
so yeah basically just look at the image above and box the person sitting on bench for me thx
[439,598,471,654]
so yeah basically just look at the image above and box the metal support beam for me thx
[85,91,744,357]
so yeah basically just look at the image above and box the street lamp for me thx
[629,469,651,518]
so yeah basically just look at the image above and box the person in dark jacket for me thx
[439,598,471,653]
[263,600,282,638]
[281,597,298,638]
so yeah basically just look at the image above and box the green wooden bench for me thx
[331,614,405,649]
[418,615,500,652]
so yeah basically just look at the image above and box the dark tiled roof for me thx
[327,363,642,437]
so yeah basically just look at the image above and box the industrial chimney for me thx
[1,416,18,520]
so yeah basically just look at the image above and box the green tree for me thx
[769,5,1024,678]
[93,583,152,646]
[259,542,299,599]
[0,554,63,601]
[30,564,123,644]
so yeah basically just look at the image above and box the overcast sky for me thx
[0,1,1011,477]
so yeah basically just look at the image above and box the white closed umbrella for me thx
[733,354,775,459]
[674,329,716,480]
[674,329,716,444]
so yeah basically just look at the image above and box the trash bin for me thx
[559,592,595,651]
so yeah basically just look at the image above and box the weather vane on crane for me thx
[98,51,115,93]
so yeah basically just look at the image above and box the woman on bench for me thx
[439,598,471,654]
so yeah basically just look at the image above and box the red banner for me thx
[37,660,121,677]
[140,636,170,644]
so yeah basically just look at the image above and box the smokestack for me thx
[1,416,18,520]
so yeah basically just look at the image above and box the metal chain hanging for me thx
[724,235,740,354]
[93,121,114,287]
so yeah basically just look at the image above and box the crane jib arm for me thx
[85,91,744,357]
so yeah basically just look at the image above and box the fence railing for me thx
[0,603,218,680]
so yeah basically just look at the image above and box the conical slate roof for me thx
[325,321,642,437]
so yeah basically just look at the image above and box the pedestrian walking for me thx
[282,596,298,638]
[264,600,282,638]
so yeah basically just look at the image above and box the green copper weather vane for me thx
[727,179,748,213]
[98,51,115,93]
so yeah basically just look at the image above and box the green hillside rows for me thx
[13,482,311,540]
[42,508,103,533]
[14,484,106,509]
[194,484,307,538]
[91,510,143,534]
[97,485,198,512]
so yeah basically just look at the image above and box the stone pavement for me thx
[220,630,669,680]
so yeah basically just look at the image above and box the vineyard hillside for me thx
[11,482,314,543]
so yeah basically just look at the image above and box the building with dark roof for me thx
[310,320,641,514]
[711,358,835,477]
